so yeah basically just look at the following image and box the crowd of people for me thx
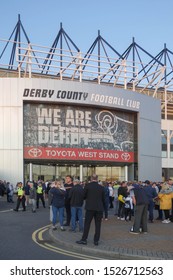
[1,176,173,245]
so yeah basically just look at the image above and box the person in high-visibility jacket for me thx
[36,181,46,208]
[13,182,26,211]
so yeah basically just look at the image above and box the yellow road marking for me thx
[44,242,92,259]
[32,225,105,260]
[38,228,47,241]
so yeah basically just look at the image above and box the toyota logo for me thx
[121,152,131,161]
[28,148,42,158]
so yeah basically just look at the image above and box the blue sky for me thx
[0,0,173,58]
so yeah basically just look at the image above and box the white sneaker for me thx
[52,226,57,230]
[117,217,120,220]
[120,217,125,221]
[162,219,170,224]
[129,229,139,234]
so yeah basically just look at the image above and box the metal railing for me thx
[0,38,173,119]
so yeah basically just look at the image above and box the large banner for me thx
[23,104,136,162]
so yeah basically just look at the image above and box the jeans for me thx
[30,199,36,211]
[114,198,119,215]
[71,206,83,231]
[52,205,64,227]
[103,200,109,219]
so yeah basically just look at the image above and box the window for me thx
[161,130,167,158]
[170,130,173,158]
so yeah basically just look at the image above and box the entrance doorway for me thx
[24,162,131,183]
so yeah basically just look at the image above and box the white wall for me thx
[0,78,23,185]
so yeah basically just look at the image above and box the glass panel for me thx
[76,166,80,179]
[33,165,41,181]
[83,166,88,181]
[95,166,107,182]
[168,168,173,178]
[111,167,121,181]
[24,164,131,184]
[24,164,30,183]
[107,167,112,181]
[162,151,167,158]
[55,165,60,179]
[60,166,71,179]
[170,130,173,158]
[40,165,55,182]
[161,130,167,158]
[82,166,95,181]
[71,166,78,179]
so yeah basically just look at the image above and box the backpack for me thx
[125,200,131,209]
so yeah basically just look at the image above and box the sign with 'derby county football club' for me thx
[22,87,141,111]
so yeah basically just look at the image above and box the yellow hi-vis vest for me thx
[17,187,24,196]
[37,186,43,194]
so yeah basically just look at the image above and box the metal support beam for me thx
[80,165,83,182]
[29,163,33,181]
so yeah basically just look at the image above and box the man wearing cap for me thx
[68,179,84,232]
[76,174,105,246]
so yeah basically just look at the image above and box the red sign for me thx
[24,147,134,163]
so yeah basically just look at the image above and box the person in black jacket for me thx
[0,180,6,197]
[64,175,74,226]
[144,180,157,223]
[68,179,84,232]
[76,174,105,246]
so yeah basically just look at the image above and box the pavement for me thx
[49,209,173,260]
[1,195,173,260]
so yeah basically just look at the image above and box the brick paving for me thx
[50,210,173,260]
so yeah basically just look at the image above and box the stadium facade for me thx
[0,78,161,183]
[1,16,173,184]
